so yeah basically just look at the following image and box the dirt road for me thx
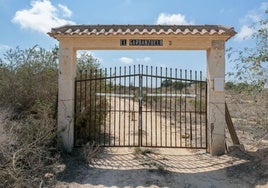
[101,97,206,148]
[55,147,268,188]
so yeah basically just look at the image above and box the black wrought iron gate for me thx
[75,65,207,149]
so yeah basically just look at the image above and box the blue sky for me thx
[0,0,267,75]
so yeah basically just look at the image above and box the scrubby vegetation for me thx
[0,46,100,187]
[0,46,59,187]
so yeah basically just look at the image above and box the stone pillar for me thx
[57,43,76,152]
[206,40,226,156]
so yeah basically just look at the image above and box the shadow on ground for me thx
[56,147,268,188]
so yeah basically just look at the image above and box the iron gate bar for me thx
[194,71,197,147]
[169,68,173,145]
[179,69,183,147]
[145,66,148,146]
[123,67,126,146]
[74,64,207,149]
[138,65,142,146]
[165,67,168,147]
[75,74,205,83]
[150,66,153,146]
[156,67,159,146]
[184,70,187,146]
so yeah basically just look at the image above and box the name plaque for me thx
[120,39,163,46]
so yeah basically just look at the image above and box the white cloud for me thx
[12,0,75,34]
[118,56,151,64]
[156,13,194,25]
[235,2,267,42]
[58,4,72,18]
[136,57,151,62]
[234,25,255,41]
[119,57,134,64]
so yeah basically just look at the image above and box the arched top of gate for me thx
[48,25,236,50]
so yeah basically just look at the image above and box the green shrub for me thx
[0,46,58,116]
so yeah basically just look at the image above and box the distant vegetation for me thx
[161,79,192,90]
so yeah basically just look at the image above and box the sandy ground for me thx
[55,147,268,188]
[55,97,268,188]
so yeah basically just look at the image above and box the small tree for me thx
[227,9,268,131]
[161,79,172,87]
[172,81,188,90]
[228,9,268,94]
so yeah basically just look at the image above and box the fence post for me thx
[57,43,77,152]
[206,40,226,156]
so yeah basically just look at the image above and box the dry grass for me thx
[0,105,58,188]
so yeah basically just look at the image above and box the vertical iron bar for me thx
[179,69,182,147]
[159,67,162,147]
[190,70,192,147]
[109,68,112,146]
[124,66,126,146]
[175,68,178,147]
[104,68,107,145]
[200,71,203,147]
[190,112,192,147]
[199,71,203,147]
[155,66,158,146]
[195,71,197,147]
[89,69,93,143]
[170,68,172,146]
[128,66,131,146]
[165,67,168,147]
[184,69,187,147]
[94,69,97,143]
[113,67,116,145]
[74,77,77,145]
[98,69,102,144]
[77,70,84,144]
[119,67,121,146]
[133,65,136,145]
[205,74,208,149]
[79,71,82,115]
[85,70,88,143]
[84,70,87,112]
[150,66,153,146]
[138,65,143,146]
[145,66,148,146]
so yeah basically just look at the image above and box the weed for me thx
[133,147,153,156]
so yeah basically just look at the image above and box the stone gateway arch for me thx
[48,24,236,155]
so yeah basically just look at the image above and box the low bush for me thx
[0,46,102,187]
